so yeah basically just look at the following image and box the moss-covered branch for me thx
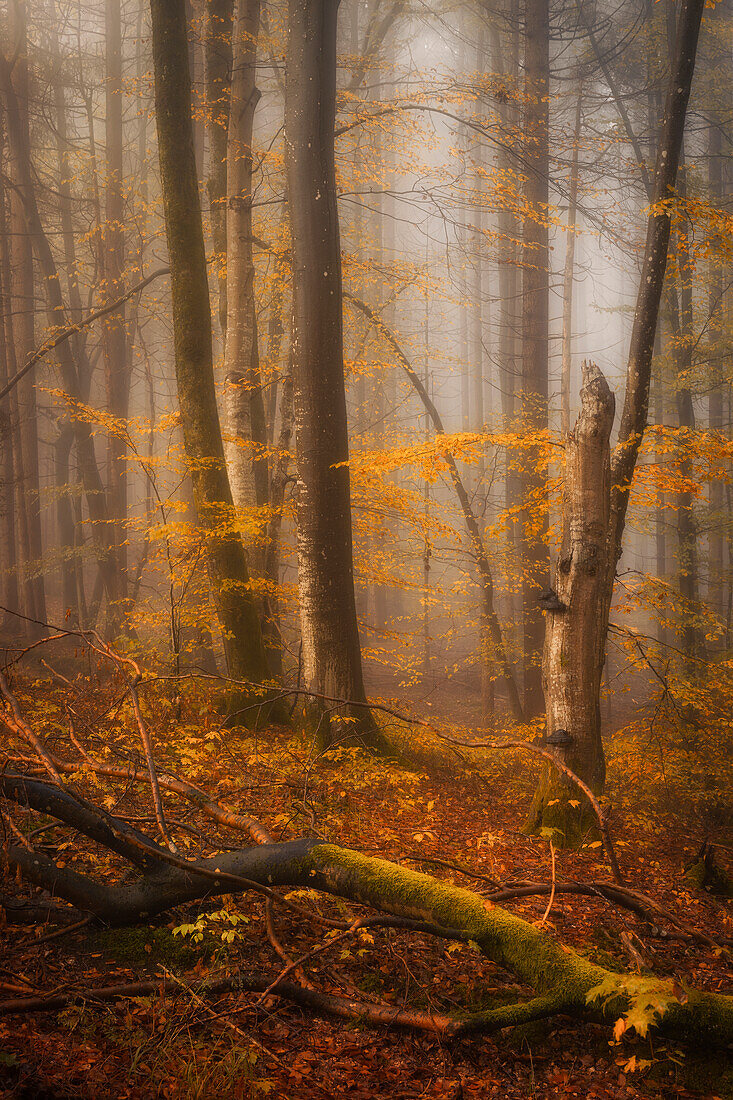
[5,776,732,1047]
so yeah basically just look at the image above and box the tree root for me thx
[3,773,732,1047]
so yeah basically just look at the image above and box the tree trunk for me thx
[149,0,278,717]
[672,164,704,663]
[223,0,269,519]
[527,0,706,842]
[284,0,386,752]
[707,117,725,627]
[526,363,614,844]
[6,0,46,634]
[50,28,84,627]
[0,170,19,632]
[0,50,125,631]
[560,85,582,436]
[520,0,550,716]
[204,0,233,338]
[104,0,129,604]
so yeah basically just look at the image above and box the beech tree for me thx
[149,0,275,712]
[284,0,387,751]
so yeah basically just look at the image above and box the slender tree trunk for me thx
[263,362,293,680]
[560,85,582,436]
[520,0,550,715]
[490,17,521,646]
[204,0,233,338]
[653,325,668,647]
[150,0,278,716]
[284,0,386,752]
[672,164,704,662]
[707,117,726,626]
[0,169,19,632]
[6,0,46,633]
[104,0,129,602]
[223,0,268,517]
[51,29,84,626]
[0,51,124,629]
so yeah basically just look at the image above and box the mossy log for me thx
[4,775,732,1047]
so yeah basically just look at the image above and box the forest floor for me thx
[0,673,732,1100]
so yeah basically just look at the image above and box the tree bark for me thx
[528,0,706,842]
[520,0,550,716]
[672,164,704,663]
[707,115,726,626]
[284,0,386,752]
[560,85,582,436]
[204,0,233,338]
[0,170,19,631]
[223,0,269,518]
[0,49,125,630]
[104,0,129,602]
[149,0,277,715]
[6,0,46,634]
[526,363,614,844]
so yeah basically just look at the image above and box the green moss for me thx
[93,926,214,969]
[683,1051,733,1096]
[683,850,733,898]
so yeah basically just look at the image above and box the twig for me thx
[257,918,365,1003]
[0,670,63,783]
[0,267,170,402]
[439,734,625,886]
[534,841,556,928]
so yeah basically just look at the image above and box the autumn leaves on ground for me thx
[1,665,732,1099]
[3,0,733,1093]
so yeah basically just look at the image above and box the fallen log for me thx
[3,773,732,1047]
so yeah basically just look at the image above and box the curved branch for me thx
[0,268,170,403]
[345,292,524,721]
[5,780,732,1046]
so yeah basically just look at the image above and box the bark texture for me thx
[150,0,275,711]
[284,0,384,751]
[204,0,233,337]
[520,0,550,716]
[223,0,269,517]
[527,363,614,845]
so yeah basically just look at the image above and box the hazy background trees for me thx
[0,0,731,813]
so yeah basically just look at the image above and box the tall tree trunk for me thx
[527,0,706,843]
[51,28,84,626]
[0,51,124,630]
[0,166,20,633]
[520,0,550,716]
[672,163,704,662]
[284,0,386,752]
[104,0,129,604]
[707,116,726,626]
[490,15,521,647]
[526,363,614,845]
[204,0,233,338]
[149,0,278,717]
[560,85,582,436]
[6,0,46,634]
[223,0,268,517]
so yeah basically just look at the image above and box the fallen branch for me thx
[438,734,625,885]
[4,776,732,1046]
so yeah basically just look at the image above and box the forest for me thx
[0,0,732,1095]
